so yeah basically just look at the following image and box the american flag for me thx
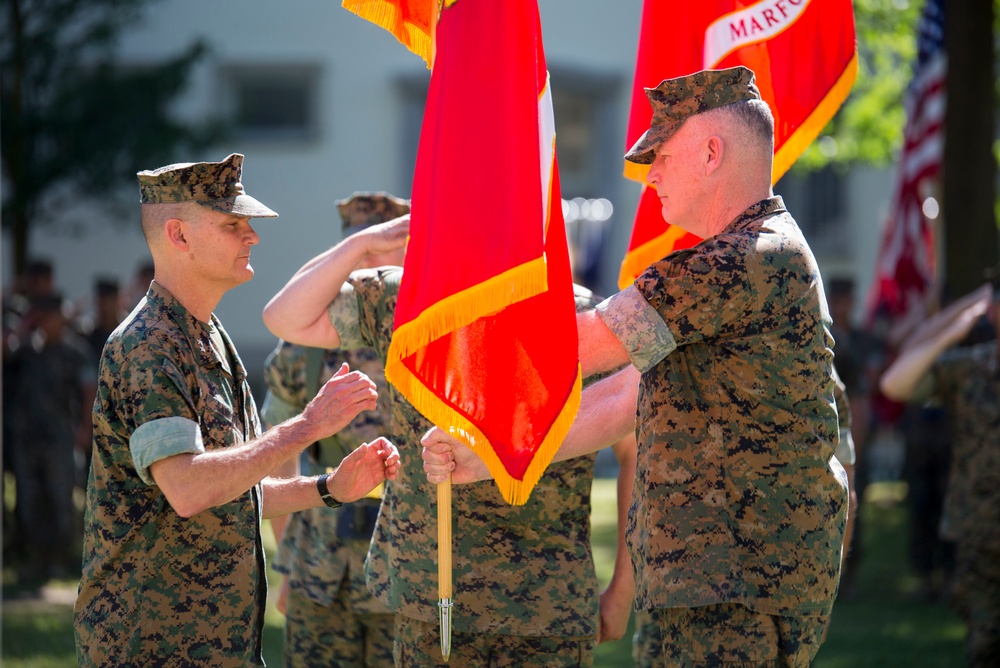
[866,0,946,325]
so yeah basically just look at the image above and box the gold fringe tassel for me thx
[388,256,549,360]
[341,0,438,68]
[385,253,583,505]
[386,351,582,506]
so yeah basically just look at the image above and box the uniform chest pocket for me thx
[199,391,243,450]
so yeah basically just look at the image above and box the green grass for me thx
[2,481,966,667]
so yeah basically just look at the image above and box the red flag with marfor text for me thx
[345,0,581,505]
[619,0,858,288]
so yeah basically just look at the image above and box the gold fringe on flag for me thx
[341,0,440,67]
[385,255,581,505]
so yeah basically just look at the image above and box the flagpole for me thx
[437,476,453,662]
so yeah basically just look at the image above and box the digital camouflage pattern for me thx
[625,66,761,165]
[924,342,1000,665]
[631,609,661,668]
[74,281,266,667]
[599,197,847,617]
[329,267,601,637]
[337,191,411,234]
[261,340,394,665]
[649,602,826,668]
[137,152,278,218]
[393,615,595,667]
[284,587,394,668]
[928,342,1000,551]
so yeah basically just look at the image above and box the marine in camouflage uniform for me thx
[880,283,1000,667]
[261,192,409,668]
[74,155,395,667]
[330,271,603,666]
[76,280,269,666]
[932,342,1000,666]
[559,67,846,667]
[632,375,856,667]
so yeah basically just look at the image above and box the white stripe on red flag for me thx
[866,0,946,325]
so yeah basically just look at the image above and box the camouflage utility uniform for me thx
[599,197,848,667]
[262,341,394,667]
[75,282,267,667]
[330,267,599,666]
[632,313,857,668]
[917,342,1000,666]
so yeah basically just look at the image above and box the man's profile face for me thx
[646,120,704,236]
[183,208,260,290]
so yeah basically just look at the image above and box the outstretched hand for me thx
[327,437,401,503]
[420,427,490,485]
[302,363,378,439]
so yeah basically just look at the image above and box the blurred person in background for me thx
[826,276,883,596]
[6,292,95,581]
[881,281,1000,667]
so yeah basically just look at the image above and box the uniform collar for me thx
[144,281,247,382]
[722,196,787,234]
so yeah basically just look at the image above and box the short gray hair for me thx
[703,99,775,155]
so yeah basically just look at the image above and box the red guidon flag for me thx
[367,0,580,505]
[619,0,858,288]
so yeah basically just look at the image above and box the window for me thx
[220,64,321,141]
[775,164,847,255]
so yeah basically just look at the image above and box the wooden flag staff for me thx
[438,475,453,661]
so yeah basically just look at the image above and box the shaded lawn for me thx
[2,481,965,667]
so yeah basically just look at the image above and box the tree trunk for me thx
[942,0,998,298]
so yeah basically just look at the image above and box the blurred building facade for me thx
[4,0,890,394]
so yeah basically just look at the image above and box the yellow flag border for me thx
[385,255,582,506]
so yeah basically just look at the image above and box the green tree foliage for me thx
[1,0,221,275]
[795,0,923,172]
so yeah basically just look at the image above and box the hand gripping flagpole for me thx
[438,474,453,661]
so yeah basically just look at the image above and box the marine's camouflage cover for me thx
[625,66,761,165]
[137,153,277,218]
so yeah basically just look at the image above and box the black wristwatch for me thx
[316,473,342,509]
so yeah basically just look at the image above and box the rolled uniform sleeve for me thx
[130,417,206,484]
[596,285,677,373]
[120,352,204,485]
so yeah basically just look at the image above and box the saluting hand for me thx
[360,214,410,257]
